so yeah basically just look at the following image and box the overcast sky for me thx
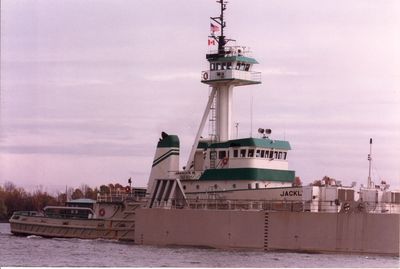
[1,0,399,193]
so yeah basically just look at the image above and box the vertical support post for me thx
[185,88,217,171]
[368,138,373,188]
[216,85,233,141]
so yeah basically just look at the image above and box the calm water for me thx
[0,223,398,267]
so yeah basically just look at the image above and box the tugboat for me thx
[136,1,400,256]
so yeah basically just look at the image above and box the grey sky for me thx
[1,0,399,193]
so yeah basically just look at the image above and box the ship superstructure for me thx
[146,1,296,206]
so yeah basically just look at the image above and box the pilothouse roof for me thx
[209,137,291,150]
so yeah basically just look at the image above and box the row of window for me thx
[211,149,287,160]
[182,183,264,191]
[210,62,251,71]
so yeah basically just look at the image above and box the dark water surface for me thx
[0,223,398,267]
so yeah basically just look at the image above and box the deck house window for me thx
[265,150,269,158]
[240,149,246,157]
[218,151,226,159]
[210,151,217,160]
[269,151,274,158]
[248,149,254,157]
[233,149,238,158]
[274,151,278,159]
[210,63,215,70]
[283,152,287,160]
[227,62,232,69]
[256,149,261,157]
[279,152,283,159]
[260,150,265,158]
[248,183,252,189]
[255,183,259,189]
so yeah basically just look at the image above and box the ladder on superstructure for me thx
[208,87,218,169]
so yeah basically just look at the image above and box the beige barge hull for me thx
[134,208,400,256]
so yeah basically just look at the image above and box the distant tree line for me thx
[0,181,131,220]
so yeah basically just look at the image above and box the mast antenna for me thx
[367,138,373,188]
[210,0,234,55]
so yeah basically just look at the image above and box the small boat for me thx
[9,189,146,241]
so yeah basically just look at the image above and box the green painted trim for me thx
[199,168,295,182]
[197,141,208,149]
[153,149,179,164]
[209,137,291,150]
[202,78,261,85]
[210,56,259,64]
[152,150,179,167]
[157,134,180,148]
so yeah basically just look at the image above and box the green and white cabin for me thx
[146,1,296,205]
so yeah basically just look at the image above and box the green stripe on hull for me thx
[199,168,295,182]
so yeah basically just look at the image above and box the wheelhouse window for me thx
[248,149,254,157]
[218,151,227,159]
[210,151,217,160]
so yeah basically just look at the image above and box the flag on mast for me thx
[210,23,220,33]
[208,39,216,46]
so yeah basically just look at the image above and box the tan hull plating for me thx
[135,208,400,256]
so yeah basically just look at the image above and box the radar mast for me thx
[185,1,262,171]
